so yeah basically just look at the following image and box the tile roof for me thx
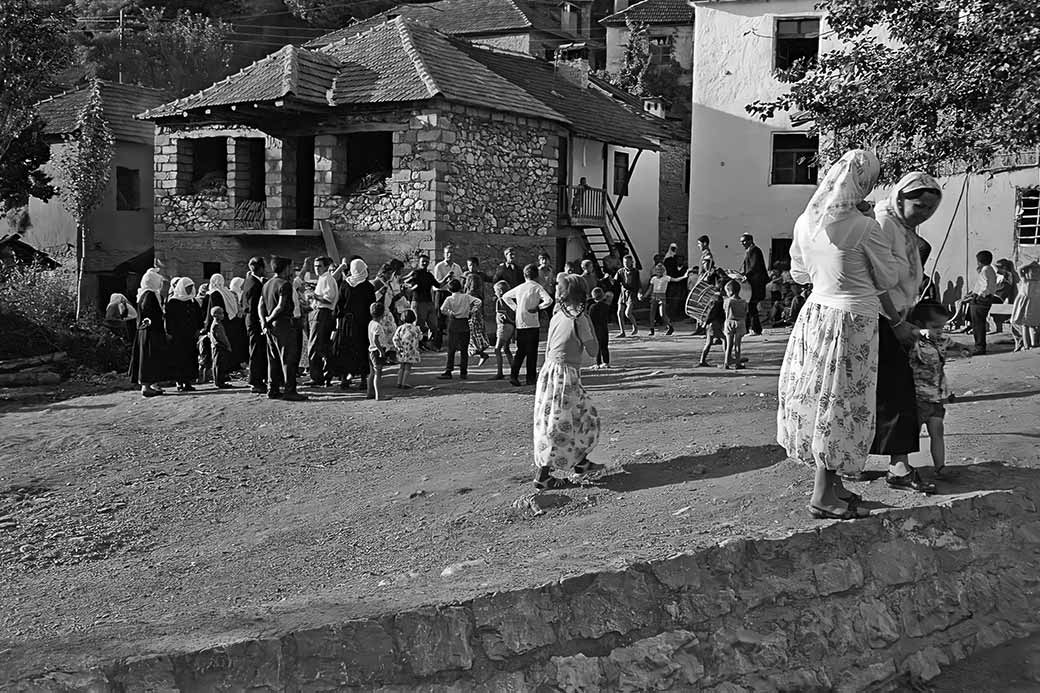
[36,81,165,144]
[139,45,340,119]
[307,0,566,48]
[141,17,658,149]
[602,0,696,26]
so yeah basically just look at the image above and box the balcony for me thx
[559,183,606,227]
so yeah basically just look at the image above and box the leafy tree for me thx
[53,82,114,318]
[284,0,415,27]
[0,119,56,213]
[616,18,652,96]
[0,0,73,162]
[746,0,1040,182]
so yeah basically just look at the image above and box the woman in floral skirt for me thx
[532,273,602,490]
[776,149,902,519]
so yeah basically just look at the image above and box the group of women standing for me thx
[776,149,946,518]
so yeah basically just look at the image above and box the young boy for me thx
[367,302,391,401]
[613,254,641,337]
[909,301,966,479]
[491,280,515,380]
[438,278,479,380]
[209,306,233,389]
[697,275,728,367]
[588,287,612,368]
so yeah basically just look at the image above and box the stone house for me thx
[307,0,601,66]
[21,80,165,313]
[603,0,696,94]
[138,17,663,280]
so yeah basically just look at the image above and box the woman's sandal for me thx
[809,504,869,520]
[573,461,607,477]
[886,468,937,494]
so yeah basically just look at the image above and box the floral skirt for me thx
[776,301,879,474]
[468,313,490,354]
[533,360,600,471]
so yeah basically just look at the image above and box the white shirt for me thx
[973,265,997,297]
[503,279,553,330]
[312,270,339,310]
[789,212,902,318]
[433,260,463,285]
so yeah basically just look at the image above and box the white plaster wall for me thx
[688,0,841,271]
[608,144,661,269]
[570,136,606,188]
[606,26,626,74]
[605,25,695,78]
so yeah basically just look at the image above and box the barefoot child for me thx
[640,263,688,335]
[209,306,234,388]
[392,309,422,388]
[697,274,727,367]
[722,280,748,369]
[613,254,641,337]
[367,302,391,400]
[492,280,515,379]
[588,287,612,368]
[909,301,964,478]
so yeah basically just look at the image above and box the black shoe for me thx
[250,386,266,394]
[886,468,936,494]
[281,391,308,401]
[459,374,468,380]
[215,383,234,389]
[525,380,536,386]
[437,372,452,380]
[509,378,522,386]
[970,347,986,356]
[267,390,282,399]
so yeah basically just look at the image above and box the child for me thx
[613,254,641,337]
[588,287,612,368]
[367,302,391,400]
[392,308,422,389]
[909,301,965,479]
[208,306,233,388]
[697,275,728,367]
[197,331,212,384]
[790,284,810,324]
[492,280,515,380]
[640,263,688,336]
[464,257,491,366]
[722,280,748,369]
[438,279,479,380]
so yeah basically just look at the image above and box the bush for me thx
[0,263,129,372]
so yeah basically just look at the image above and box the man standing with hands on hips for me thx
[503,263,553,386]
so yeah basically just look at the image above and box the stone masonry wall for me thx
[21,488,1040,692]
[659,137,690,256]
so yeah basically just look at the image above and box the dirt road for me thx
[2,325,1038,681]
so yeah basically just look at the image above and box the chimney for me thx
[614,0,628,12]
[642,96,666,119]
[556,58,590,89]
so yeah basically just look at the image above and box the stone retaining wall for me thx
[18,490,1040,692]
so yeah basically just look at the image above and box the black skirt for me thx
[870,316,920,455]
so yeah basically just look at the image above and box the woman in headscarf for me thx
[333,258,377,390]
[165,277,202,392]
[104,293,138,343]
[227,276,249,368]
[204,273,239,329]
[777,150,902,519]
[129,268,167,397]
[871,172,943,493]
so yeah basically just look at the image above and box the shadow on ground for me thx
[599,444,787,493]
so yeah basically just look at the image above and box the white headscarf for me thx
[170,277,195,302]
[802,149,882,238]
[209,273,239,318]
[229,276,245,300]
[875,171,942,230]
[168,277,182,300]
[346,258,369,287]
[108,293,139,319]
[137,268,164,304]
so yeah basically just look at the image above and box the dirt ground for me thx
[2,322,1038,683]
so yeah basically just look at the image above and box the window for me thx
[560,2,578,34]
[116,167,140,210]
[345,131,392,194]
[1016,188,1040,246]
[771,133,818,185]
[202,262,221,278]
[775,17,820,71]
[649,35,674,66]
[613,151,630,196]
[190,138,227,193]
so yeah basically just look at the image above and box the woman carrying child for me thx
[532,273,603,490]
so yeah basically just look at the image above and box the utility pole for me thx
[118,8,124,84]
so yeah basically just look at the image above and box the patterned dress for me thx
[392,323,422,365]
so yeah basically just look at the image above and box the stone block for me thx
[291,620,402,687]
[174,639,283,691]
[554,569,667,641]
[902,646,949,682]
[866,540,937,586]
[834,659,896,693]
[471,588,557,660]
[813,559,864,596]
[393,606,474,677]
[550,653,603,691]
[857,599,900,647]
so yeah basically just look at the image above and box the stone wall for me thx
[658,137,690,256]
[156,192,233,234]
[155,232,325,280]
[19,488,1040,691]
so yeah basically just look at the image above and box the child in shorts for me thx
[640,263,689,336]
[613,255,641,337]
[909,301,964,478]
[367,302,391,400]
[492,280,515,380]
[697,274,728,367]
[722,280,748,369]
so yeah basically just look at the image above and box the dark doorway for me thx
[558,137,569,187]
[556,237,568,271]
[770,237,792,268]
[295,136,315,229]
[248,139,266,202]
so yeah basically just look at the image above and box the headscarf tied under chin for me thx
[108,293,138,319]
[137,268,164,304]
[801,149,882,238]
[229,276,245,300]
[168,277,182,300]
[346,258,368,287]
[876,171,943,229]
[209,273,240,318]
[170,277,195,302]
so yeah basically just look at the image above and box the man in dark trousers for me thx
[502,263,553,386]
[740,233,768,335]
[493,246,524,289]
[240,256,268,394]
[260,256,307,401]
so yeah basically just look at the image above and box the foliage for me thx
[54,82,114,243]
[0,118,56,213]
[615,19,652,96]
[594,18,688,124]
[746,0,1040,182]
[77,7,235,97]
[0,0,73,162]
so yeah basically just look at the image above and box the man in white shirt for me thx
[967,249,998,355]
[432,245,463,349]
[503,263,553,386]
[306,256,339,386]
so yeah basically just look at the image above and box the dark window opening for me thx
[1016,188,1040,246]
[116,166,140,210]
[771,133,819,185]
[649,35,674,66]
[775,18,820,71]
[613,151,630,196]
[560,2,578,33]
[247,139,266,202]
[295,135,315,229]
[191,137,227,193]
[202,262,221,278]
[344,131,392,195]
[770,238,793,268]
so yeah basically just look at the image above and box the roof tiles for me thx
[602,0,696,26]
[37,81,164,143]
